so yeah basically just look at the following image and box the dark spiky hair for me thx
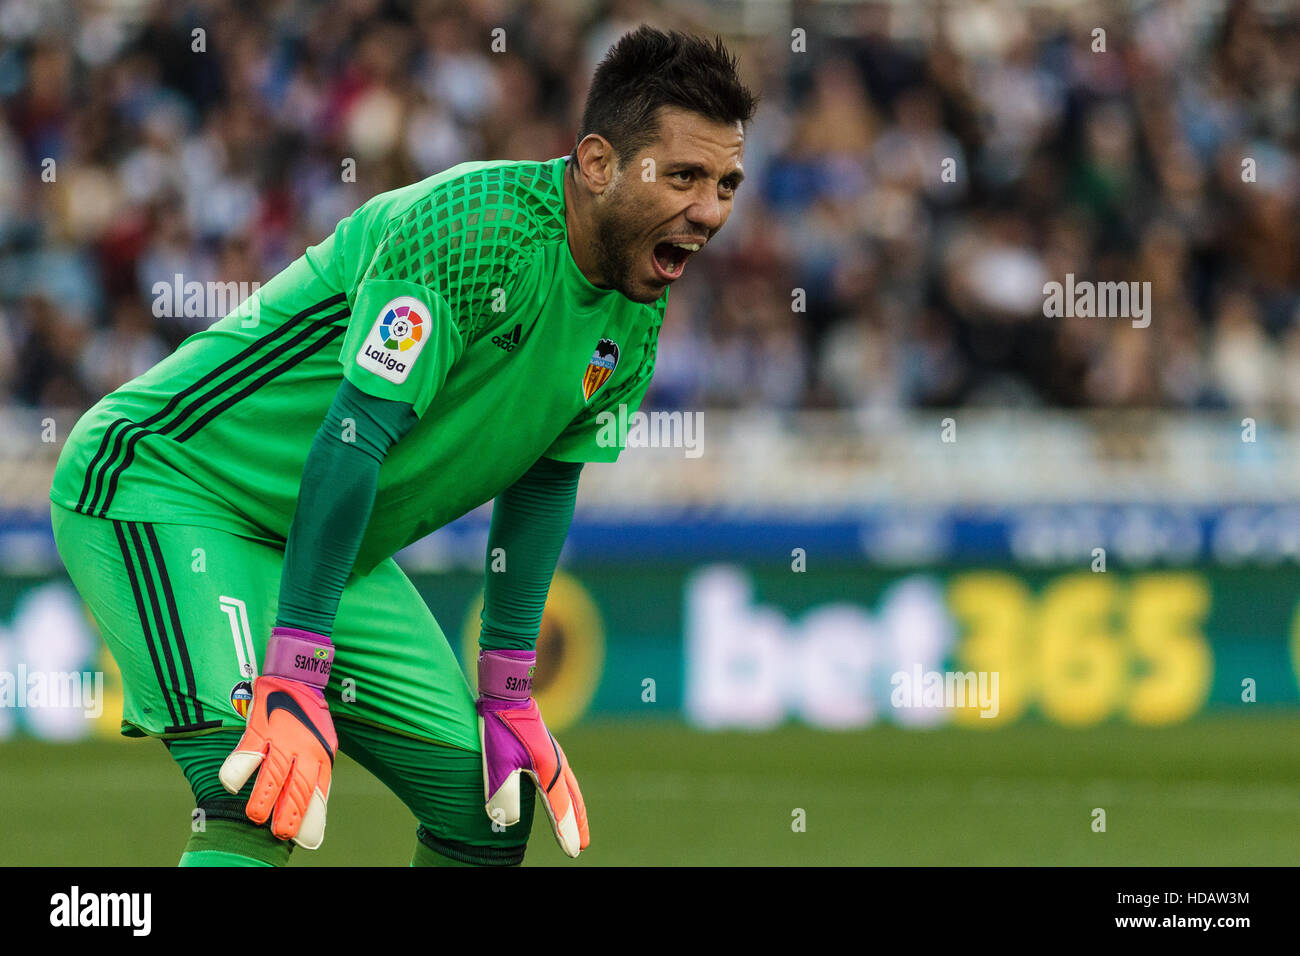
[573,25,758,165]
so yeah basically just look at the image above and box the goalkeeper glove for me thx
[218,627,337,849]
[476,648,590,858]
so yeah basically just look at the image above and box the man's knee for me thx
[181,815,293,867]
[167,731,294,866]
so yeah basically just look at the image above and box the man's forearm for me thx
[479,457,583,651]
[277,380,416,635]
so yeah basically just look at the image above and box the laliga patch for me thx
[583,338,620,401]
[357,296,430,384]
[230,680,254,720]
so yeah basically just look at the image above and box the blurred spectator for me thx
[0,0,1295,420]
[79,298,167,397]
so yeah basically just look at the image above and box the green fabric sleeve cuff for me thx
[276,380,417,635]
[479,456,583,652]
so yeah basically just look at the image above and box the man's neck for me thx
[562,158,607,288]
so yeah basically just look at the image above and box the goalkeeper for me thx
[48,26,754,866]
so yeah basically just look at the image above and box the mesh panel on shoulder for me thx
[368,162,566,339]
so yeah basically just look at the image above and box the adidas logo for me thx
[492,324,523,353]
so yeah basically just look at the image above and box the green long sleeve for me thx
[479,456,583,651]
[276,380,417,635]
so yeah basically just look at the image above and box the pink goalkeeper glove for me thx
[476,649,590,858]
[218,627,337,849]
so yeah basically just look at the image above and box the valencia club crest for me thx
[230,680,254,719]
[583,338,620,401]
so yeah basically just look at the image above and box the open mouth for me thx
[651,241,700,282]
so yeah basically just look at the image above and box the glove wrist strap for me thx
[478,649,535,701]
[264,627,334,689]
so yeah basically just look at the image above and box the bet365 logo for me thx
[492,323,523,352]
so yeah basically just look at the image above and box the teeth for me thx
[672,243,701,252]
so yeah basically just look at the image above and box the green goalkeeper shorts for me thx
[50,501,535,860]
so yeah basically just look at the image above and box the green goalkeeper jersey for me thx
[51,157,664,574]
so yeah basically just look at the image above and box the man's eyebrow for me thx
[667,162,745,183]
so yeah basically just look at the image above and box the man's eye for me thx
[671,170,692,183]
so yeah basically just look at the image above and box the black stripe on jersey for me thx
[114,520,181,730]
[96,317,347,515]
[142,523,205,724]
[78,418,133,517]
[76,293,347,514]
[90,305,349,517]
[173,320,347,442]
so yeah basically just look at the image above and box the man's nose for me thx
[686,187,724,233]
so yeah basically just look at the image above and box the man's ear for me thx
[574,134,619,197]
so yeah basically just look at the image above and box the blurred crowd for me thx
[0,0,1297,417]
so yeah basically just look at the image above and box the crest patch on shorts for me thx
[230,680,254,720]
